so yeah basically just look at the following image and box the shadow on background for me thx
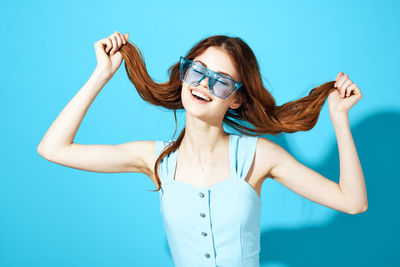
[260,111,399,267]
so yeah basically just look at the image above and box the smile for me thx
[190,89,212,103]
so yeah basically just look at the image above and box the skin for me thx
[179,46,242,165]
[253,71,367,214]
[37,31,367,215]
[171,46,246,190]
[175,47,367,215]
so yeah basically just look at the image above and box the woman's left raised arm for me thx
[329,71,367,213]
[257,71,367,214]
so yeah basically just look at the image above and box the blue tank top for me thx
[155,134,262,267]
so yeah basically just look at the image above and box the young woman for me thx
[37,31,368,267]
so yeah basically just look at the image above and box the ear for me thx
[229,92,243,110]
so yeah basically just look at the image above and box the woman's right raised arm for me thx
[37,31,156,179]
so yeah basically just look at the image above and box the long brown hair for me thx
[119,34,336,192]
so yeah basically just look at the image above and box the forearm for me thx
[333,113,368,213]
[37,68,110,155]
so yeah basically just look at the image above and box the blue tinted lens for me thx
[185,64,205,84]
[212,77,235,98]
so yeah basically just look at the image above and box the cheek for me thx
[181,84,191,107]
[181,83,228,112]
[181,84,189,98]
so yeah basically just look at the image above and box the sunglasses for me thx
[179,56,243,99]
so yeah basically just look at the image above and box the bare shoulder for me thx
[253,136,287,181]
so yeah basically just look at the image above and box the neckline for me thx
[170,134,236,190]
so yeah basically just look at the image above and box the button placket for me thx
[198,190,215,264]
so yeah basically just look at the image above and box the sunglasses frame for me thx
[179,56,243,100]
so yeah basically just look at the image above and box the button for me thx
[202,232,207,236]
[200,213,206,218]
[205,253,210,258]
[199,192,205,198]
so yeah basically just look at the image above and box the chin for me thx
[182,88,209,117]
[183,90,228,125]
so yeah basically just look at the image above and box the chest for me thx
[173,151,264,198]
[173,152,230,188]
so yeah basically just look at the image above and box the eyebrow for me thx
[194,60,234,79]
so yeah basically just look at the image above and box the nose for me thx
[197,76,210,90]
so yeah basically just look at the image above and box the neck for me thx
[181,114,229,165]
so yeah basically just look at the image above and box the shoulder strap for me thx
[154,140,175,185]
[231,134,259,180]
[154,140,166,158]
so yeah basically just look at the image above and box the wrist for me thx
[93,67,112,82]
[331,111,349,126]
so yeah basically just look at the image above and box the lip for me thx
[190,89,211,104]
[190,88,213,104]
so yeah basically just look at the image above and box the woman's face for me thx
[181,46,242,124]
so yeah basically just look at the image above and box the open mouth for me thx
[190,89,212,103]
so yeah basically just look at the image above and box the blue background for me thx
[1,0,399,266]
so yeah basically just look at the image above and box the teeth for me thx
[192,90,211,102]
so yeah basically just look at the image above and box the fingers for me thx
[110,35,118,55]
[94,38,112,62]
[346,83,356,98]
[334,71,359,98]
[116,32,126,45]
[335,72,348,89]
[95,37,112,55]
[105,31,129,56]
[334,72,342,82]
[348,83,363,99]
[96,38,112,53]
[342,79,353,97]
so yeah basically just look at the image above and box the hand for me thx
[93,31,129,79]
[328,71,363,120]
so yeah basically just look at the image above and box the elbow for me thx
[37,143,54,160]
[348,202,368,215]
[37,144,46,157]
